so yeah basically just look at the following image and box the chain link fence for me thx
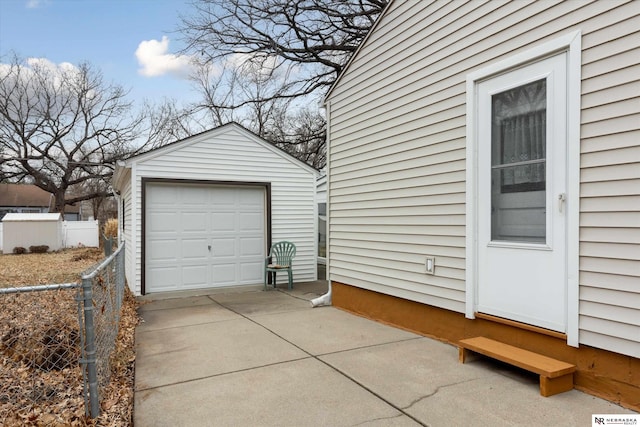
[78,243,126,418]
[0,243,126,423]
[0,284,84,425]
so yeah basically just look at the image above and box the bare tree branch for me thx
[0,54,148,213]
[178,0,386,168]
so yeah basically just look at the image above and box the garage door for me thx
[145,183,266,293]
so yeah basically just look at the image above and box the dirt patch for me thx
[0,248,138,426]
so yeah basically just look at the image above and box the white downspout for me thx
[310,281,331,307]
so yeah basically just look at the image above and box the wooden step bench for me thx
[458,336,576,397]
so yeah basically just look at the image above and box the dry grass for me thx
[0,248,138,426]
[0,247,104,287]
[103,219,118,240]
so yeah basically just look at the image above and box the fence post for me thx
[81,275,100,418]
[103,234,113,256]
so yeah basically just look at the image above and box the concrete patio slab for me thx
[210,289,312,316]
[138,295,217,312]
[137,299,240,332]
[135,317,308,390]
[134,282,637,426]
[319,337,491,409]
[403,366,630,427]
[135,357,420,427]
[253,306,420,355]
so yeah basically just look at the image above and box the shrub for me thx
[29,245,49,253]
[12,247,26,255]
[103,218,118,239]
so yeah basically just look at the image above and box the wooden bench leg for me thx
[539,373,573,397]
[459,347,481,364]
[459,347,467,363]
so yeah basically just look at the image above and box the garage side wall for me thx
[128,126,317,295]
[118,169,134,292]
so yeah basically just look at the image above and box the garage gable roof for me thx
[119,122,317,174]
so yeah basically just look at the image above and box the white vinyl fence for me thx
[0,220,99,252]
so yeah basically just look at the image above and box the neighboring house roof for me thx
[0,183,80,213]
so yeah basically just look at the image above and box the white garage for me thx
[113,123,318,296]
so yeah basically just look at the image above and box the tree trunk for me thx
[52,191,67,216]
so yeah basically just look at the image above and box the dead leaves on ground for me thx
[0,248,139,426]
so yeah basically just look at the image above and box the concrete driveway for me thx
[134,281,635,426]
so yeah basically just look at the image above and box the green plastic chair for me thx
[264,241,296,290]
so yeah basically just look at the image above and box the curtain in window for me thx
[492,80,546,192]
[500,110,546,190]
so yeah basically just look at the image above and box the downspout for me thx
[310,281,331,307]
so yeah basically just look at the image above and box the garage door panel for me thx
[182,265,209,288]
[146,183,266,293]
[212,212,236,231]
[148,239,179,261]
[150,186,179,204]
[240,237,263,256]
[182,238,208,260]
[211,264,237,285]
[240,188,263,206]
[240,262,263,282]
[182,212,207,232]
[148,212,179,232]
[211,238,236,257]
[239,212,263,230]
[147,266,179,291]
[211,188,235,206]
[182,186,210,205]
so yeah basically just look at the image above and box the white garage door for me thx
[145,183,266,293]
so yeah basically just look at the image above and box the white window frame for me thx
[465,31,581,347]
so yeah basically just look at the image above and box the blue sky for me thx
[0,0,199,107]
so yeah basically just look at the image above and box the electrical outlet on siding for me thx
[425,256,435,275]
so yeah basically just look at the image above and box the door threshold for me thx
[475,312,567,340]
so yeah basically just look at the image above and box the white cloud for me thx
[135,36,194,78]
[25,0,49,9]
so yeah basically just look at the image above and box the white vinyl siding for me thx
[326,0,639,357]
[118,124,317,295]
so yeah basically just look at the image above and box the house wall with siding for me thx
[120,124,317,295]
[326,0,639,357]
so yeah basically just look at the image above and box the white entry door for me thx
[476,53,568,332]
[145,183,266,293]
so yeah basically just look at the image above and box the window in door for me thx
[491,79,547,244]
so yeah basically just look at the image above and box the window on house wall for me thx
[318,202,326,259]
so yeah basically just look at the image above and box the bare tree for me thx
[179,0,387,168]
[180,0,387,102]
[264,107,326,168]
[0,55,153,213]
